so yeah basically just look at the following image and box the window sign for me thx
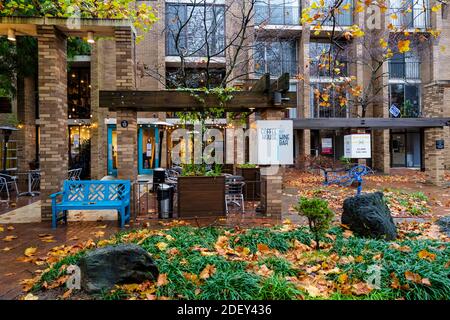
[255,120,293,165]
[389,104,401,117]
[321,138,333,155]
[344,134,371,159]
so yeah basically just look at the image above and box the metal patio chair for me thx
[225,175,245,213]
[0,172,19,202]
[67,168,82,180]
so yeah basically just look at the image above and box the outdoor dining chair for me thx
[0,172,19,202]
[67,168,82,180]
[225,175,245,213]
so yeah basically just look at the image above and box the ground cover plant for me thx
[20,220,450,300]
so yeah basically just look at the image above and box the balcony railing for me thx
[311,105,349,118]
[255,59,298,77]
[310,5,353,27]
[389,7,431,29]
[255,5,301,25]
[388,61,420,80]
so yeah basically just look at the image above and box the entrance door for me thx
[107,125,118,176]
[391,132,406,167]
[138,125,159,174]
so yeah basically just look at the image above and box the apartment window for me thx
[389,84,421,117]
[166,67,225,89]
[254,40,297,77]
[389,0,430,29]
[311,0,353,26]
[166,3,225,57]
[388,50,420,80]
[310,83,348,118]
[255,0,301,25]
[310,41,348,78]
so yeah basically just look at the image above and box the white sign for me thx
[255,120,293,165]
[344,134,371,158]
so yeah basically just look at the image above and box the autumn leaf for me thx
[2,247,12,252]
[417,249,436,261]
[24,247,37,257]
[404,271,422,283]
[257,243,270,253]
[62,289,73,299]
[92,231,105,238]
[338,273,348,284]
[398,40,411,53]
[156,242,168,251]
[351,282,373,296]
[199,264,217,279]
[343,230,353,238]
[157,273,169,287]
[2,235,17,242]
[22,293,38,300]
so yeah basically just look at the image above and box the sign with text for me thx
[321,138,333,155]
[255,120,293,165]
[344,134,371,158]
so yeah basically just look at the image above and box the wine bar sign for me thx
[255,120,293,165]
[344,134,371,159]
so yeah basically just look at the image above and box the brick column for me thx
[372,129,390,173]
[259,109,284,217]
[424,127,445,186]
[37,26,68,220]
[115,28,137,181]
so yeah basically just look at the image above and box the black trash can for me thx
[157,183,174,219]
[153,168,166,191]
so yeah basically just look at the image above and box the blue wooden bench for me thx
[320,165,373,195]
[50,180,131,229]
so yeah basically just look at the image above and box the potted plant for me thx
[236,163,260,200]
[177,163,226,217]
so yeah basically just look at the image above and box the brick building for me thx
[0,1,449,220]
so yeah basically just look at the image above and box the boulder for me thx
[342,192,397,240]
[78,244,159,293]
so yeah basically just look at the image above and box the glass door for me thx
[107,125,118,176]
[138,125,159,174]
[391,132,406,167]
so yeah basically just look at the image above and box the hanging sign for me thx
[344,134,371,158]
[255,120,293,165]
[321,138,333,155]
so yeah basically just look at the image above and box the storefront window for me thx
[0,139,17,172]
[107,125,118,176]
[139,125,159,174]
[69,125,91,179]
[68,67,91,119]
[389,84,420,117]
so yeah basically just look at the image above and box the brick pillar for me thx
[424,127,445,186]
[37,26,68,220]
[259,109,284,217]
[115,27,137,180]
[372,129,390,174]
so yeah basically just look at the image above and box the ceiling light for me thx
[7,29,16,42]
[87,31,95,44]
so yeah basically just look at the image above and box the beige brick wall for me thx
[37,26,68,220]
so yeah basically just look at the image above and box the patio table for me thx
[18,169,40,197]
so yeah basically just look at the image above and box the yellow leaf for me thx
[398,40,411,53]
[2,235,17,242]
[390,14,398,20]
[432,5,442,12]
[379,38,388,48]
[417,249,436,261]
[338,273,348,284]
[22,293,38,300]
[156,242,168,251]
[24,247,37,257]
[157,273,169,287]
[199,264,217,279]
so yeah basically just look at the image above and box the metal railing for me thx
[310,6,353,27]
[255,5,301,25]
[389,7,431,29]
[388,61,421,80]
[255,59,298,77]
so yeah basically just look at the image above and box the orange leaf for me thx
[404,271,422,283]
[417,249,436,261]
[257,243,270,253]
[157,273,168,287]
[199,264,217,280]
[351,282,373,296]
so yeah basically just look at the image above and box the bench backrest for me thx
[62,180,131,204]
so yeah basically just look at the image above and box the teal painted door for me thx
[138,125,159,174]
[107,125,118,176]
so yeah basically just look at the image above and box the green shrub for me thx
[294,197,334,250]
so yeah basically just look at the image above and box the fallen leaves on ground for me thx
[199,264,217,279]
[156,273,169,287]
[2,235,17,242]
[24,247,37,257]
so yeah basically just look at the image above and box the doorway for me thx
[138,125,159,174]
[107,125,118,176]
[390,129,421,168]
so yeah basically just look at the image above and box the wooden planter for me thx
[0,97,12,113]
[236,167,261,201]
[177,176,226,217]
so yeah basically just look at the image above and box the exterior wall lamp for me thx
[7,28,16,42]
[87,31,95,44]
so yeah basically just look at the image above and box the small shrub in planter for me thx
[294,197,334,250]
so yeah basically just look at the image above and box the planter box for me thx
[236,167,260,201]
[0,97,12,113]
[177,176,226,217]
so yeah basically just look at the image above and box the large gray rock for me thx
[78,244,159,293]
[342,192,397,240]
